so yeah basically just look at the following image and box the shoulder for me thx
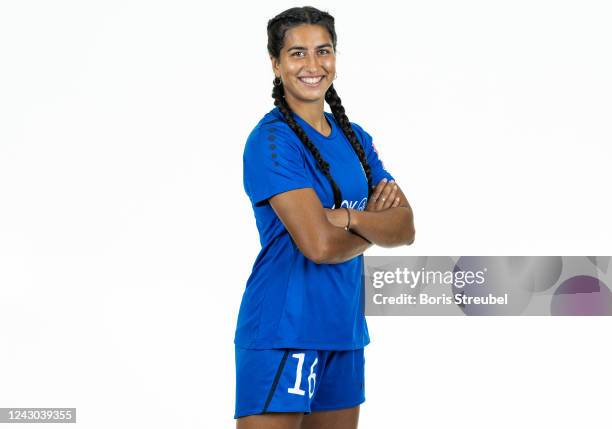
[349,120,366,134]
[349,120,384,161]
[348,120,373,146]
[244,108,303,160]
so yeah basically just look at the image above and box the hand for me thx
[366,178,401,211]
[324,208,349,229]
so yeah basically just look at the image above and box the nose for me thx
[305,51,320,72]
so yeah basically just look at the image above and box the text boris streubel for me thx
[369,267,508,306]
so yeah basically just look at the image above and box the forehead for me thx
[282,24,333,49]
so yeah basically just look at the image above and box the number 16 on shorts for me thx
[288,353,318,398]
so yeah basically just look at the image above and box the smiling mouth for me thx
[298,76,325,86]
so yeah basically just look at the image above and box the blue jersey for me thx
[234,107,395,350]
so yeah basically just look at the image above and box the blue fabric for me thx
[234,345,365,419]
[235,107,395,350]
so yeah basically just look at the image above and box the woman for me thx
[234,6,415,429]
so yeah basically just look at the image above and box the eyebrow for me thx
[287,43,333,52]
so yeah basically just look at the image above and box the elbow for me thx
[307,251,329,265]
[406,229,416,246]
[385,226,414,248]
[303,246,330,265]
[300,235,331,265]
[404,209,415,246]
[404,223,416,246]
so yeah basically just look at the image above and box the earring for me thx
[273,76,282,86]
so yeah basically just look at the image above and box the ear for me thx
[270,56,280,77]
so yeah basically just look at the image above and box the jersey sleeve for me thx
[243,126,314,206]
[352,122,395,186]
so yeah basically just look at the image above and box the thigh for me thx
[300,405,360,429]
[237,412,303,429]
[309,348,365,413]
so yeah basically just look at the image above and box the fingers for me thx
[366,178,388,210]
[382,182,399,210]
[366,178,403,211]
[375,180,397,210]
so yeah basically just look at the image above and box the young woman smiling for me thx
[234,6,415,429]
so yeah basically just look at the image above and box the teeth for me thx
[300,76,323,84]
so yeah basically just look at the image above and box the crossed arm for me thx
[268,179,416,264]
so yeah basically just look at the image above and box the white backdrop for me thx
[1,1,611,428]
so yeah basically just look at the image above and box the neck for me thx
[284,94,328,134]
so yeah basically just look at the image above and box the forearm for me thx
[317,225,373,264]
[349,206,415,247]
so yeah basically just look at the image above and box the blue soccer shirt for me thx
[234,107,395,350]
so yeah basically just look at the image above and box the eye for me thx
[318,49,330,55]
[292,51,305,57]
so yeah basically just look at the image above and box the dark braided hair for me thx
[267,6,374,209]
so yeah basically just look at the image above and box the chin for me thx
[301,94,325,102]
[291,88,329,103]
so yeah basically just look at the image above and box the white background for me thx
[1,1,611,428]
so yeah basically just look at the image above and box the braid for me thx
[325,84,374,199]
[271,80,343,209]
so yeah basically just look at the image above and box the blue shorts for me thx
[234,346,366,419]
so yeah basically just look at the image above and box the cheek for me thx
[286,64,301,76]
[281,59,301,76]
[321,58,336,71]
